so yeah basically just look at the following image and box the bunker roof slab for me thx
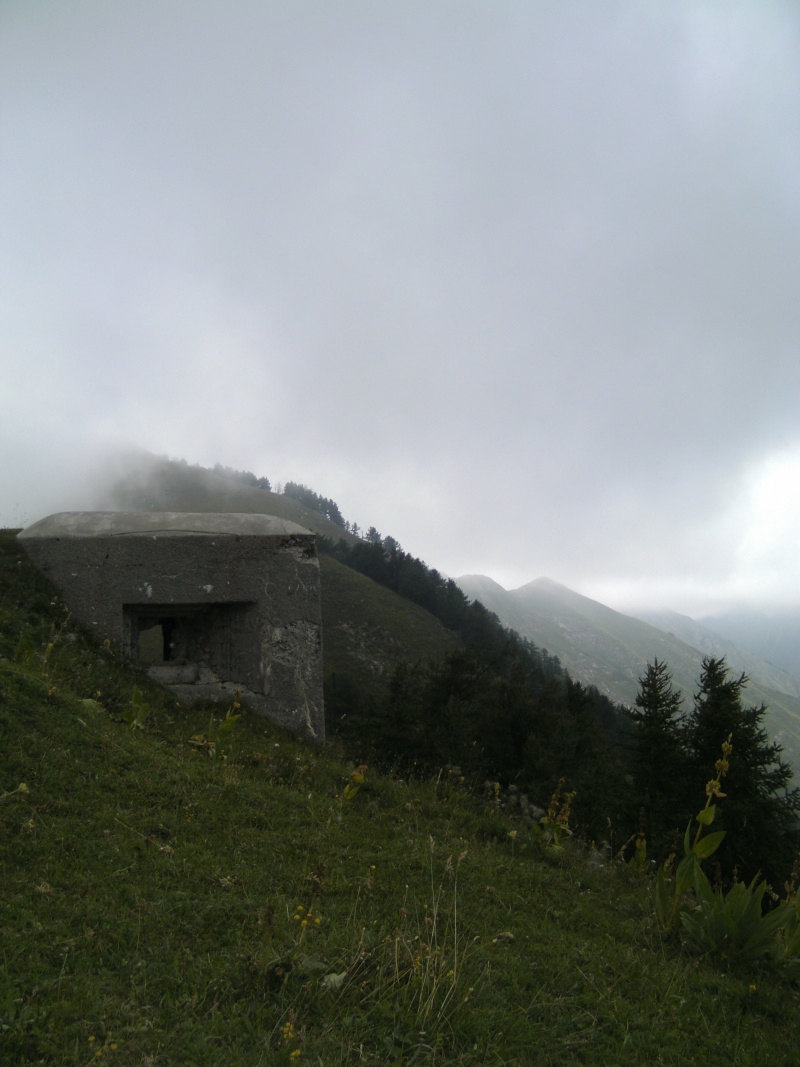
[18,511,311,540]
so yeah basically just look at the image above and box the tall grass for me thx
[2,529,800,1065]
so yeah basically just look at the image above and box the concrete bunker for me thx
[18,512,324,740]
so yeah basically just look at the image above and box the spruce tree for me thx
[685,656,800,887]
[628,659,688,854]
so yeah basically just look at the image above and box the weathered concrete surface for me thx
[18,512,324,740]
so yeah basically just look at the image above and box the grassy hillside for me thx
[457,575,800,780]
[102,455,362,546]
[3,530,800,1065]
[319,553,458,702]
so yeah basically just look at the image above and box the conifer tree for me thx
[684,656,800,887]
[628,659,688,853]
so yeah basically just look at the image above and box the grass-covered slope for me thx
[3,531,800,1065]
[103,454,361,546]
[319,553,457,700]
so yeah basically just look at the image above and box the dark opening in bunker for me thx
[123,602,260,690]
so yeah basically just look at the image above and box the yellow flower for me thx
[705,779,727,799]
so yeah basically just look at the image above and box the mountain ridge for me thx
[457,572,800,777]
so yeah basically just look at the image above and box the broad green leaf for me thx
[675,854,698,898]
[683,819,693,856]
[695,805,716,826]
[692,866,714,908]
[680,910,718,952]
[692,830,726,860]
[749,903,791,943]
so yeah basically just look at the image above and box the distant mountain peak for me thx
[456,573,509,594]
[526,576,568,591]
[515,576,593,601]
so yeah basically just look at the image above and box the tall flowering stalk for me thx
[656,735,732,932]
[539,779,576,851]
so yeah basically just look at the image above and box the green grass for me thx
[319,553,458,699]
[2,530,800,1065]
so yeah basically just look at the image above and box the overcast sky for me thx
[2,1,800,615]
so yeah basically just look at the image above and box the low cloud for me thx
[2,2,799,614]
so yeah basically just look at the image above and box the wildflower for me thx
[342,764,368,802]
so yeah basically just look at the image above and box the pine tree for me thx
[628,659,689,853]
[685,656,800,887]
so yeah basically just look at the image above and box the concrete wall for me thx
[18,512,324,740]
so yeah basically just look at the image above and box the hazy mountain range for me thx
[694,608,800,682]
[631,608,800,696]
[456,573,800,777]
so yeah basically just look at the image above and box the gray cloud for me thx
[2,1,799,613]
